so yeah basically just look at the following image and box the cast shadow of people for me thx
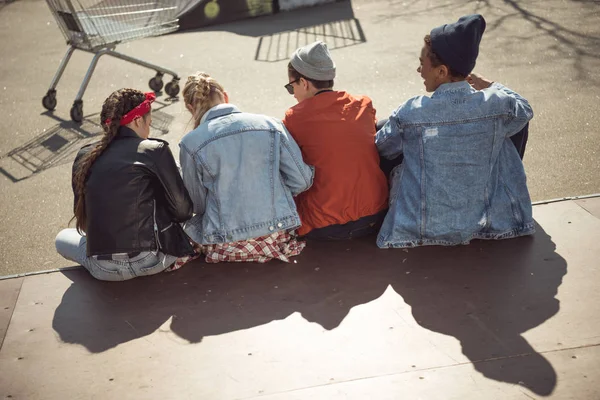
[52,221,565,396]
[384,222,565,396]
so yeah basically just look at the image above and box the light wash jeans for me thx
[55,228,177,281]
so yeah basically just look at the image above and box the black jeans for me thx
[303,209,387,241]
[376,119,530,178]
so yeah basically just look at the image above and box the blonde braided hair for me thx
[71,88,146,234]
[183,72,226,129]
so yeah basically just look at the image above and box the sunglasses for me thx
[284,78,301,95]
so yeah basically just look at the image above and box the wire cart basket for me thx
[42,0,181,122]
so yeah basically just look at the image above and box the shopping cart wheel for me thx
[70,101,84,123]
[42,90,57,111]
[165,81,180,98]
[149,75,164,92]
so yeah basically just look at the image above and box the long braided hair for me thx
[183,72,225,129]
[71,88,146,234]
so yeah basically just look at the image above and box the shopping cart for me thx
[42,0,181,122]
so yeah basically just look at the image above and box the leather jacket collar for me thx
[117,126,142,139]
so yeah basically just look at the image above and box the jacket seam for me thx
[191,128,279,155]
[270,133,276,220]
[196,153,223,230]
[483,119,499,230]
[206,109,242,122]
[500,174,524,225]
[280,174,296,210]
[149,144,167,250]
[203,215,300,237]
[399,113,512,128]
[419,126,426,240]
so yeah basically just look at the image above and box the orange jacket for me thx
[283,91,389,235]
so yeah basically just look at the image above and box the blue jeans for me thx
[55,229,177,281]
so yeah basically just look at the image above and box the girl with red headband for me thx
[55,89,195,281]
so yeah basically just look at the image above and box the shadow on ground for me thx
[0,103,175,183]
[53,221,566,396]
[180,0,366,62]
[0,0,15,13]
[377,0,600,85]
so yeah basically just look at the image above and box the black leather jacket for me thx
[72,127,193,256]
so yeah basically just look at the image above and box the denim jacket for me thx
[179,104,314,244]
[376,81,534,248]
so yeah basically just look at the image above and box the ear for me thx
[301,77,310,90]
[186,103,194,113]
[437,65,450,80]
[223,91,229,104]
[133,116,143,127]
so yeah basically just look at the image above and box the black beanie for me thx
[430,14,486,77]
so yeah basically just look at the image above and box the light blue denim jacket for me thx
[376,81,534,248]
[179,104,314,244]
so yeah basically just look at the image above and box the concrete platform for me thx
[1,198,599,399]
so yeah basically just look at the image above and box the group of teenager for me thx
[55,14,535,281]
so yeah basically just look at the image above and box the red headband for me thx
[105,92,156,126]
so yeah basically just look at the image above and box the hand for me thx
[467,73,493,90]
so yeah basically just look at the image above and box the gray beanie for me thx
[290,41,336,81]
